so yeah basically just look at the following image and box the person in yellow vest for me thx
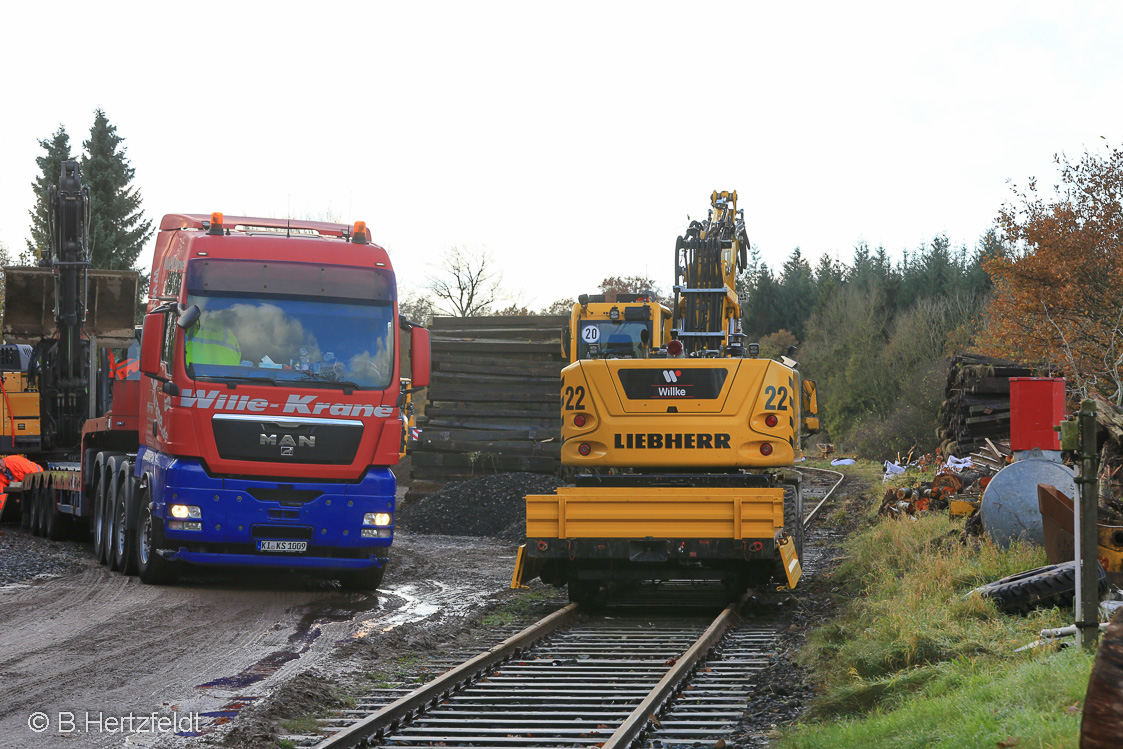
[185,312,241,367]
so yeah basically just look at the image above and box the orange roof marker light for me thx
[351,221,370,245]
[206,212,225,236]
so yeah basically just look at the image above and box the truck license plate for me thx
[258,540,308,552]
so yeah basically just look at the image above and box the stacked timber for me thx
[410,315,566,494]
[938,353,1034,458]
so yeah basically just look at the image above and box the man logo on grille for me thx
[663,370,681,383]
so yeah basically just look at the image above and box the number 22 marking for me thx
[764,385,789,411]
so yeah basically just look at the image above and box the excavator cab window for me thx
[577,321,650,359]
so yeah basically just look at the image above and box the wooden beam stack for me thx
[938,353,1034,458]
[410,315,567,494]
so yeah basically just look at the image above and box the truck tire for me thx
[974,561,1108,615]
[92,453,112,565]
[338,565,385,591]
[135,487,177,585]
[111,462,138,574]
[105,457,124,571]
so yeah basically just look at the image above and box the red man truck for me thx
[1,162,429,589]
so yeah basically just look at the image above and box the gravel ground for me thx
[0,470,865,748]
[397,472,566,543]
[0,528,87,588]
[731,474,862,744]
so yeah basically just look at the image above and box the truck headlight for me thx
[170,504,202,519]
[363,512,392,527]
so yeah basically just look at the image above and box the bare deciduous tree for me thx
[427,246,502,317]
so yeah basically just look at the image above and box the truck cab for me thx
[135,213,429,588]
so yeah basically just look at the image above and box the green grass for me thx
[780,487,1093,748]
[482,585,559,627]
[278,714,320,734]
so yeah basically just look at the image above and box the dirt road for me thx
[0,529,517,749]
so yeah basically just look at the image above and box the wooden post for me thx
[1078,399,1101,650]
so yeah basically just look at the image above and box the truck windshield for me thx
[578,321,651,359]
[184,295,394,388]
[181,259,397,389]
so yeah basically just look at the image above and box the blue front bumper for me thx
[138,449,396,573]
[162,550,385,570]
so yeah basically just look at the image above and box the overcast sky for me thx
[3,2,1122,309]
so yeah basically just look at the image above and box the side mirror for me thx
[560,323,571,362]
[409,326,430,389]
[177,304,201,329]
[140,312,164,377]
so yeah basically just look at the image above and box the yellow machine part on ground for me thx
[525,485,785,540]
[0,372,40,439]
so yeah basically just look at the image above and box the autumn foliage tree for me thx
[980,143,1123,401]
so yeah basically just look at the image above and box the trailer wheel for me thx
[112,466,138,576]
[44,485,72,541]
[338,565,385,591]
[31,484,47,537]
[135,487,177,585]
[105,458,123,571]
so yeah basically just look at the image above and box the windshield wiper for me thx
[194,374,280,388]
[298,377,364,394]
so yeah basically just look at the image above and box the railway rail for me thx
[293,467,846,749]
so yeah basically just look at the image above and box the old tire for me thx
[112,463,138,576]
[974,561,1107,614]
[135,488,177,585]
[338,564,386,591]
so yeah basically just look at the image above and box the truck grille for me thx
[212,415,363,464]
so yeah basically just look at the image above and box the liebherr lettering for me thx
[177,390,395,417]
[613,432,731,449]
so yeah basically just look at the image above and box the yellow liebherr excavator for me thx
[512,191,819,603]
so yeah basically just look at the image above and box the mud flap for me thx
[778,536,802,589]
[511,544,529,589]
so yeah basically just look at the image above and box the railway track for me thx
[289,468,845,749]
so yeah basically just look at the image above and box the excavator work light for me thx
[667,340,684,357]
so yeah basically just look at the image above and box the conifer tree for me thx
[81,109,153,270]
[26,125,73,260]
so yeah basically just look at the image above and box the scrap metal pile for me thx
[878,447,1006,522]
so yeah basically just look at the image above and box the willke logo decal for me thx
[662,370,681,383]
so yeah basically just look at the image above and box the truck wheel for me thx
[112,467,138,576]
[135,489,177,585]
[338,565,385,591]
[92,457,110,565]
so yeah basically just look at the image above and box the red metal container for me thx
[1009,377,1065,451]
